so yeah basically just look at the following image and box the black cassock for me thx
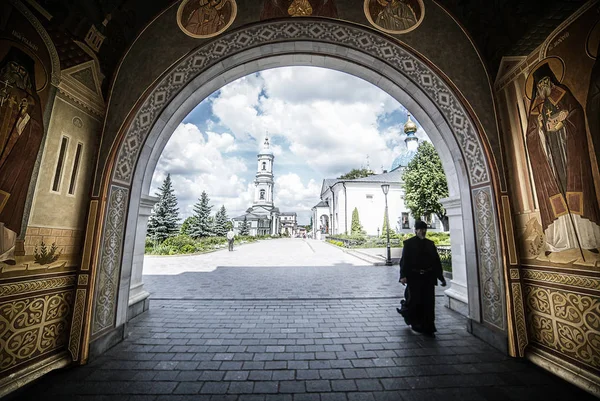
[398,236,445,334]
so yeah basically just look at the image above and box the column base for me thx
[444,281,469,316]
[128,285,150,321]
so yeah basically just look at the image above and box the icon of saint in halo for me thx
[364,0,424,34]
[177,0,237,39]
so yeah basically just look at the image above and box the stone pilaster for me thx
[128,194,158,320]
[441,196,469,316]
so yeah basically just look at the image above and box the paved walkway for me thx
[12,239,596,401]
[143,239,410,300]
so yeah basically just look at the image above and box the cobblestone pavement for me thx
[12,239,596,401]
[143,239,406,300]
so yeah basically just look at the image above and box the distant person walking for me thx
[227,228,235,251]
[397,220,446,337]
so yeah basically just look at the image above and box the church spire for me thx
[261,133,273,155]
[404,114,418,151]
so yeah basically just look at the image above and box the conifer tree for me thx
[381,208,390,238]
[239,216,250,236]
[214,205,229,237]
[189,191,213,238]
[180,216,196,236]
[147,174,179,243]
[351,207,363,236]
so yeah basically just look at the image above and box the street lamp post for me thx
[381,184,392,266]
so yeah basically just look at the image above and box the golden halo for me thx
[525,57,565,100]
[586,20,600,60]
[177,0,237,39]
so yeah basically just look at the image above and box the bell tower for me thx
[254,135,274,206]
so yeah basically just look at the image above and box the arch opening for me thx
[86,20,509,359]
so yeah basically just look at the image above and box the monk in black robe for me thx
[397,220,446,337]
[525,63,600,256]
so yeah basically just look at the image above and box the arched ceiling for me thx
[28,0,587,95]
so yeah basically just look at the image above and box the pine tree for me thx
[381,208,391,238]
[214,205,229,237]
[351,207,363,235]
[189,191,213,238]
[180,216,196,236]
[239,216,250,236]
[147,174,179,243]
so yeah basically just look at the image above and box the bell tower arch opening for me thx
[82,19,521,362]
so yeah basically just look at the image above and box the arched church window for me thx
[260,189,265,200]
[262,162,266,170]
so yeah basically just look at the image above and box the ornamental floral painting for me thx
[260,0,338,19]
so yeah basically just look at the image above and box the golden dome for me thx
[404,114,417,134]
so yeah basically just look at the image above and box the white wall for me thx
[343,184,403,236]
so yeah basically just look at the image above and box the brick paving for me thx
[11,239,597,401]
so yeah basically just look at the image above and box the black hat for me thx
[415,221,427,229]
[532,63,557,86]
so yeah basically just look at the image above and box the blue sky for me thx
[150,66,430,224]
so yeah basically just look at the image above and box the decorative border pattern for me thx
[523,269,600,292]
[512,282,528,356]
[77,275,88,286]
[94,20,502,342]
[92,186,128,336]
[0,291,73,374]
[68,289,86,361]
[524,284,600,371]
[0,276,76,298]
[473,187,504,329]
[112,21,489,186]
[510,268,520,280]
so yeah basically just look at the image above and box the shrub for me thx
[163,235,196,249]
[426,232,450,245]
[152,244,176,255]
[180,244,196,254]
[34,241,62,265]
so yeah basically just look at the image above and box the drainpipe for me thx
[342,182,348,235]
[328,185,336,235]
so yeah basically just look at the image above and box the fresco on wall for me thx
[0,47,45,267]
[260,0,338,19]
[364,0,424,34]
[177,0,238,39]
[516,7,600,267]
[0,3,60,275]
[524,59,600,265]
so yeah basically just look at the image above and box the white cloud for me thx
[152,66,431,225]
[151,123,251,219]
[275,173,321,223]
[210,66,414,178]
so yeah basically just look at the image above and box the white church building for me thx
[232,136,297,236]
[312,116,444,237]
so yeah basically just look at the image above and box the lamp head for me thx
[381,184,390,195]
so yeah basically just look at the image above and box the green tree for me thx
[147,174,179,243]
[214,205,229,237]
[402,141,449,230]
[381,208,391,238]
[189,191,213,238]
[180,216,197,236]
[338,168,375,180]
[239,216,250,236]
[351,207,363,235]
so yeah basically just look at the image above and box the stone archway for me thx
[80,19,526,359]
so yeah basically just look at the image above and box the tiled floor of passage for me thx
[12,298,596,401]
